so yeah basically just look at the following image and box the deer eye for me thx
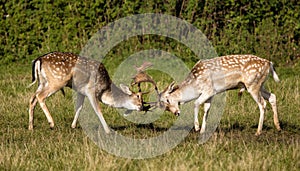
[166,99,170,104]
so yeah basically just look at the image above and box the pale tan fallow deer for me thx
[28,52,146,133]
[159,55,281,136]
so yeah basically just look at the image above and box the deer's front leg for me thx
[200,97,212,134]
[194,103,200,131]
[194,93,213,133]
[71,93,85,128]
[87,93,111,134]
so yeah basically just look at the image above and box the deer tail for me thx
[270,62,280,83]
[27,59,41,88]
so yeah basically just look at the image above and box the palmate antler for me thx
[131,62,158,93]
[131,62,160,112]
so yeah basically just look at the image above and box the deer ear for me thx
[167,81,178,93]
[120,84,133,95]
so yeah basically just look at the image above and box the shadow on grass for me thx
[222,122,246,132]
[279,121,300,133]
[110,123,169,132]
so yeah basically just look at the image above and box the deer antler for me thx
[131,62,158,93]
[131,62,159,112]
[134,61,153,72]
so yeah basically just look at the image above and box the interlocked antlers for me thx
[131,62,159,112]
[131,62,158,93]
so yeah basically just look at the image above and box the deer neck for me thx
[100,83,130,108]
[171,82,200,103]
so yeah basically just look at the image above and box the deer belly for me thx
[211,72,242,92]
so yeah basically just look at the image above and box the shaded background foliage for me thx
[0,0,299,66]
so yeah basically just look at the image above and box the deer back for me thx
[187,55,271,92]
[72,56,112,97]
[34,52,77,89]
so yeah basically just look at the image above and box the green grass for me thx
[0,62,299,170]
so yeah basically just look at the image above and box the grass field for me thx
[0,61,299,171]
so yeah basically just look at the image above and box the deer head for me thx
[158,81,181,116]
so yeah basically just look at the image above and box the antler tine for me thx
[134,61,153,72]
[131,72,158,91]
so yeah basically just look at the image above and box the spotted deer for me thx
[28,52,145,133]
[159,55,281,136]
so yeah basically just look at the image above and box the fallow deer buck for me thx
[159,55,281,136]
[28,52,145,133]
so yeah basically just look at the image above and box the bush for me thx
[0,0,299,66]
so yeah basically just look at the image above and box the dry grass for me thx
[0,63,299,170]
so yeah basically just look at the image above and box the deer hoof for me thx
[194,122,200,131]
[277,127,282,132]
[105,129,111,134]
[255,131,262,136]
[49,122,54,129]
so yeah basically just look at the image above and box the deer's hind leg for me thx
[261,88,281,131]
[247,86,266,136]
[35,86,60,129]
[29,92,39,130]
[29,84,50,130]
[71,93,85,128]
